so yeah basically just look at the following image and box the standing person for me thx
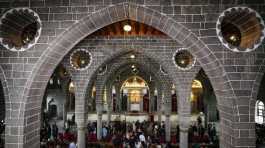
[102,125,108,140]
[47,124,52,140]
[52,122,59,140]
[69,141,76,148]
[139,132,147,148]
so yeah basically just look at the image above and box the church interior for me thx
[0,1,264,148]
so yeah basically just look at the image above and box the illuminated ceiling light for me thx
[229,35,236,41]
[180,60,185,65]
[69,82,74,88]
[123,24,132,32]
[69,81,75,93]
[130,54,135,59]
[131,65,135,68]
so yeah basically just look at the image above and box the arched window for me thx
[255,100,265,124]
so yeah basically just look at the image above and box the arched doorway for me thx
[188,69,219,147]
[256,73,265,147]
[40,65,74,147]
[120,76,149,113]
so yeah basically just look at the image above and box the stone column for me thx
[77,125,86,148]
[115,84,121,112]
[164,86,172,143]
[107,84,112,125]
[149,85,155,113]
[177,81,192,148]
[96,104,103,140]
[60,77,70,123]
[165,114,171,142]
[75,93,87,148]
[179,117,190,148]
[95,78,104,141]
[157,88,162,123]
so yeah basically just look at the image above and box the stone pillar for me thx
[157,88,162,123]
[107,84,112,125]
[164,86,172,143]
[177,81,192,148]
[61,77,70,123]
[77,125,86,148]
[96,104,103,140]
[95,79,104,141]
[179,117,190,148]
[165,114,171,142]
[164,93,171,142]
[97,113,102,140]
[115,84,121,112]
[149,86,155,113]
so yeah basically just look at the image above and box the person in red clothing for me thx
[201,132,210,143]
[192,131,200,143]
[63,129,75,144]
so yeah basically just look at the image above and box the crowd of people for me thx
[87,120,169,147]
[40,116,219,148]
[40,118,77,148]
[188,117,218,148]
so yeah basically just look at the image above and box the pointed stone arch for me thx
[18,2,237,148]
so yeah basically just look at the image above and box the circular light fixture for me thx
[216,7,265,52]
[0,8,42,51]
[98,65,107,75]
[131,65,135,68]
[70,49,92,70]
[173,48,195,70]
[123,24,132,32]
[130,54,136,59]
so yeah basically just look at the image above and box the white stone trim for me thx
[172,48,196,71]
[70,48,92,71]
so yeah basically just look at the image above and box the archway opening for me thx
[256,73,265,147]
[188,69,220,147]
[40,64,74,146]
[120,76,149,113]
[20,3,233,147]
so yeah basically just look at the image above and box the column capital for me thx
[77,126,86,131]
[96,103,103,113]
[179,127,189,133]
[179,117,190,130]
[165,114,170,118]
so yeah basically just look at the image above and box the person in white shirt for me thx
[69,142,76,148]
[139,133,146,142]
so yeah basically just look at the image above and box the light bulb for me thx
[123,24,132,32]
[130,54,135,59]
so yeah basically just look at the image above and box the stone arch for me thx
[101,63,166,100]
[250,60,265,122]
[20,2,237,147]
[0,65,10,146]
[0,66,10,119]
[95,53,171,104]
